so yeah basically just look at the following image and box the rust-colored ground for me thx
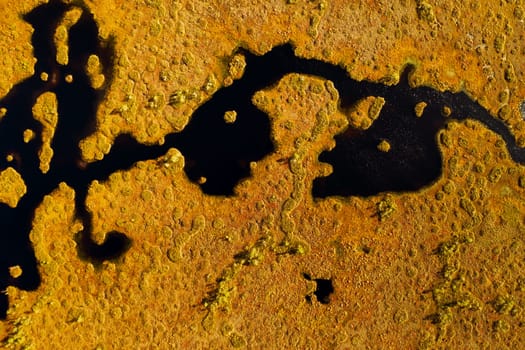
[1,0,525,349]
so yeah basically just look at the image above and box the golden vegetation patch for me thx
[1,0,525,349]
[0,168,26,208]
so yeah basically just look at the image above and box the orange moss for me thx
[1,0,525,349]
[0,168,26,208]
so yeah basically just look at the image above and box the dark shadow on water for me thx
[2,0,525,319]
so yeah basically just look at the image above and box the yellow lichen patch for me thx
[224,53,246,86]
[86,54,105,89]
[23,129,34,143]
[0,167,26,208]
[0,1,39,99]
[223,110,237,124]
[32,92,58,174]
[442,105,452,117]
[8,266,22,279]
[53,6,82,66]
[346,96,385,130]
[376,194,396,221]
[414,101,427,117]
[377,139,391,152]
[0,107,7,120]
[54,26,69,66]
[161,147,185,170]
[416,0,436,23]
[61,6,83,28]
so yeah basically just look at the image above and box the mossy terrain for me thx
[0,0,525,348]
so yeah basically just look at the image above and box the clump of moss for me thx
[347,96,385,130]
[416,1,436,23]
[376,195,396,221]
[414,101,427,117]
